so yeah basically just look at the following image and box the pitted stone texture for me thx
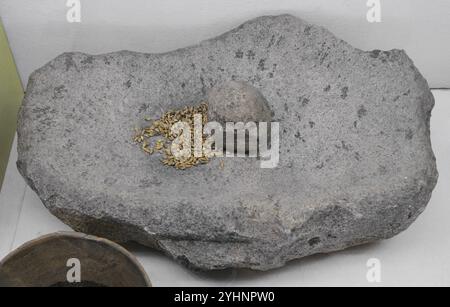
[17,15,437,270]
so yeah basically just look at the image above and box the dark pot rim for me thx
[0,231,152,287]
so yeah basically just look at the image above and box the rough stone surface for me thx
[207,81,272,124]
[17,15,438,270]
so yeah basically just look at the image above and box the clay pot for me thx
[0,232,151,287]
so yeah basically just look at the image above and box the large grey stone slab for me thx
[17,15,437,270]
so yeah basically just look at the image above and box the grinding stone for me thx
[17,15,438,270]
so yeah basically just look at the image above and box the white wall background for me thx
[0,0,449,88]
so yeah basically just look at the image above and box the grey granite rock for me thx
[207,81,272,124]
[17,15,437,270]
[207,81,272,155]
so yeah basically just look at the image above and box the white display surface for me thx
[1,90,449,287]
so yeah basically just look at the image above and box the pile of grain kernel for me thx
[133,103,210,170]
